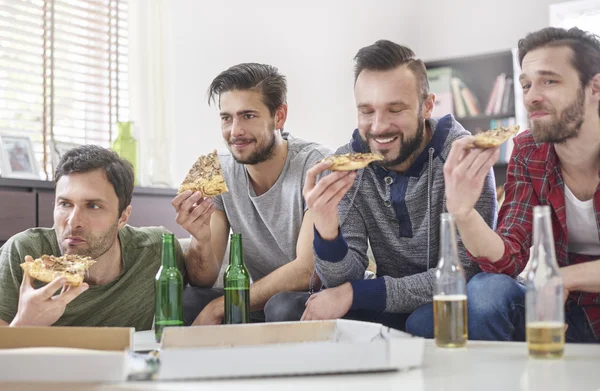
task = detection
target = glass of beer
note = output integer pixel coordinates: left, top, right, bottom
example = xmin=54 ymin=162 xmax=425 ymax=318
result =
xmin=525 ymin=206 xmax=565 ymax=359
xmin=434 ymin=213 xmax=468 ymax=348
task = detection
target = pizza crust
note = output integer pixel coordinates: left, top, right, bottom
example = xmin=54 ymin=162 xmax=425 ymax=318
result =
xmin=319 ymin=152 xmax=384 ymax=171
xmin=178 ymin=150 xmax=229 ymax=196
xmin=20 ymin=254 xmax=96 ymax=286
xmin=467 ymin=125 xmax=520 ymax=149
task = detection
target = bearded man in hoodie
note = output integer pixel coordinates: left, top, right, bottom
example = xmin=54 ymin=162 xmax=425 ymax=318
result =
xmin=265 ymin=40 xmax=497 ymax=335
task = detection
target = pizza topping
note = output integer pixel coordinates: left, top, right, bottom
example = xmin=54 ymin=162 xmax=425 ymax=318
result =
xmin=318 ymin=152 xmax=384 ymax=171
xmin=24 ymin=254 xmax=96 ymax=278
xmin=178 ymin=150 xmax=229 ymax=196
xmin=468 ymin=125 xmax=520 ymax=149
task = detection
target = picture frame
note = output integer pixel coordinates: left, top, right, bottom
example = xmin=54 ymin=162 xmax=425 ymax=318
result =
xmin=51 ymin=140 xmax=81 ymax=171
xmin=0 ymin=135 xmax=40 ymax=180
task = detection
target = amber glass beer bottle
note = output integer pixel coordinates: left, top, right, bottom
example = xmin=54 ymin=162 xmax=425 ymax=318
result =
xmin=154 ymin=233 xmax=183 ymax=343
xmin=434 ymin=213 xmax=468 ymax=348
xmin=525 ymin=206 xmax=565 ymax=359
xmin=224 ymin=233 xmax=250 ymax=324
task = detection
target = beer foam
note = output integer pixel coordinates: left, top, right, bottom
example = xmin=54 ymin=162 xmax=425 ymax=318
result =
xmin=527 ymin=321 xmax=564 ymax=328
xmin=433 ymin=294 xmax=467 ymax=301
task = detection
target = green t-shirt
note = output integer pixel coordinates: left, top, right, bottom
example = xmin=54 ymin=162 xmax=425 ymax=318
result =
xmin=0 ymin=225 xmax=186 ymax=330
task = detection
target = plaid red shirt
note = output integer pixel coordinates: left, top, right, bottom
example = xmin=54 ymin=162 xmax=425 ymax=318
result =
xmin=474 ymin=130 xmax=600 ymax=340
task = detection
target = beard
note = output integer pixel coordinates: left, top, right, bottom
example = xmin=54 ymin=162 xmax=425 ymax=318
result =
xmin=228 ymin=124 xmax=277 ymax=165
xmin=361 ymin=111 xmax=426 ymax=168
xmin=529 ymin=87 xmax=585 ymax=144
xmin=56 ymin=220 xmax=119 ymax=260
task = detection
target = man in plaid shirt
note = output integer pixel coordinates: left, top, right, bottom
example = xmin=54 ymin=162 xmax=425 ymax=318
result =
xmin=441 ymin=27 xmax=600 ymax=343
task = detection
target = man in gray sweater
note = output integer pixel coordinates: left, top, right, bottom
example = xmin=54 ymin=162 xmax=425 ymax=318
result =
xmin=267 ymin=40 xmax=497 ymax=335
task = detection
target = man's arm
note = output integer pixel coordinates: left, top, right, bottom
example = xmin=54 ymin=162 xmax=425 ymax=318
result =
xmin=304 ymin=163 xmax=368 ymax=288
xmin=246 ymin=210 xmax=317 ymax=311
xmin=562 ymin=261 xmax=600 ymax=293
xmin=184 ymin=210 xmax=229 ymax=287
xmin=0 ymin=319 xmax=7 ymax=326
xmin=194 ymin=210 xmax=321 ymax=324
xmin=444 ymin=136 xmax=536 ymax=277
xmin=0 ymin=239 xmax=24 ymax=324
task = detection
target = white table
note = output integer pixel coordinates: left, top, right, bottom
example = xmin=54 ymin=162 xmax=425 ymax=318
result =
xmin=116 ymin=331 xmax=600 ymax=391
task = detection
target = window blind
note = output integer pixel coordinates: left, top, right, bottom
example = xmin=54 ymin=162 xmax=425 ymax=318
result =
xmin=0 ymin=0 xmax=129 ymax=179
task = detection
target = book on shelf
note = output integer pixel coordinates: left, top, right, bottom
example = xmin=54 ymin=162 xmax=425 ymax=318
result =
xmin=426 ymin=67 xmax=482 ymax=119
xmin=426 ymin=67 xmax=454 ymax=117
xmin=450 ymin=77 xmax=481 ymax=117
xmin=486 ymin=74 xmax=514 ymax=116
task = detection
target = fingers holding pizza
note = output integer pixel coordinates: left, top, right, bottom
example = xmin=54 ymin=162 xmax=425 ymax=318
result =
xmin=12 ymin=255 xmax=90 ymax=326
xmin=304 ymin=153 xmax=382 ymax=240
xmin=444 ymin=125 xmax=518 ymax=220
xmin=173 ymin=190 xmax=216 ymax=242
xmin=173 ymin=150 xmax=227 ymax=242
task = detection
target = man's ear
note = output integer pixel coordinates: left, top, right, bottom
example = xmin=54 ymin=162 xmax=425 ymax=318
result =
xmin=423 ymin=93 xmax=436 ymax=119
xmin=118 ymin=205 xmax=132 ymax=229
xmin=590 ymin=73 xmax=600 ymax=103
xmin=275 ymin=103 xmax=288 ymax=130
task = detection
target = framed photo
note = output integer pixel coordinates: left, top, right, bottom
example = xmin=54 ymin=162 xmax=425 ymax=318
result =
xmin=0 ymin=135 xmax=40 ymax=180
xmin=51 ymin=140 xmax=80 ymax=171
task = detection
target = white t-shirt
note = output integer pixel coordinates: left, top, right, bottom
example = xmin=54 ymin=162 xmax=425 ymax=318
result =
xmin=565 ymin=184 xmax=600 ymax=256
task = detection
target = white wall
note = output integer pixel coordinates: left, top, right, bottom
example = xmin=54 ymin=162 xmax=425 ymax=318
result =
xmin=167 ymin=0 xmax=563 ymax=184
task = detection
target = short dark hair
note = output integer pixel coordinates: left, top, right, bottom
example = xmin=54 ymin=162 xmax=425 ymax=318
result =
xmin=207 ymin=63 xmax=287 ymax=116
xmin=518 ymin=27 xmax=600 ymax=116
xmin=353 ymin=40 xmax=430 ymax=102
xmin=54 ymin=145 xmax=134 ymax=216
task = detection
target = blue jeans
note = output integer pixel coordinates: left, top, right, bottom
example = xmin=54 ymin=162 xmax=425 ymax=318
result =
xmin=406 ymin=273 xmax=599 ymax=343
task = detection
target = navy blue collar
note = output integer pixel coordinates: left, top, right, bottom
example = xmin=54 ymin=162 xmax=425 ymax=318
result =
xmin=350 ymin=114 xmax=453 ymax=178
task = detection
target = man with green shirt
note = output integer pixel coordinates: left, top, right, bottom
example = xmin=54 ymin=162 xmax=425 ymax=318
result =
xmin=0 ymin=145 xmax=196 ymax=330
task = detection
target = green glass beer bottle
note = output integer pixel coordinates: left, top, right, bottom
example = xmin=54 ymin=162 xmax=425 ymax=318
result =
xmin=155 ymin=233 xmax=183 ymax=342
xmin=224 ymin=233 xmax=250 ymax=324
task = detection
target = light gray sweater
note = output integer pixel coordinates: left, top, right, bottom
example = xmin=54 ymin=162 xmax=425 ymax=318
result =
xmin=313 ymin=115 xmax=497 ymax=313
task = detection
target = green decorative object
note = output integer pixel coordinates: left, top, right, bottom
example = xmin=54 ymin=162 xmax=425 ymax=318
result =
xmin=112 ymin=121 xmax=139 ymax=185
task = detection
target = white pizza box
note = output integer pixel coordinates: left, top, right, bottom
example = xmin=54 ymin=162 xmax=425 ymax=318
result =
xmin=157 ymin=319 xmax=424 ymax=380
xmin=0 ymin=326 xmax=133 ymax=383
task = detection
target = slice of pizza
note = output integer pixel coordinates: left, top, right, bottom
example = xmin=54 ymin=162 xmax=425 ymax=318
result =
xmin=20 ymin=254 xmax=96 ymax=286
xmin=178 ymin=149 xmax=229 ymax=196
xmin=467 ymin=125 xmax=520 ymax=149
xmin=319 ymin=152 xmax=384 ymax=171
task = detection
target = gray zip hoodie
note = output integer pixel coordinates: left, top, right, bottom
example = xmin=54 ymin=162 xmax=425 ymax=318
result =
xmin=313 ymin=114 xmax=497 ymax=313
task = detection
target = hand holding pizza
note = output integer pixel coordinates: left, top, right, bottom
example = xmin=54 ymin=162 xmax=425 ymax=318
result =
xmin=443 ymin=135 xmax=500 ymax=222
xmin=172 ymin=190 xmax=216 ymax=243
xmin=303 ymin=161 xmax=356 ymax=240
xmin=11 ymin=256 xmax=89 ymax=327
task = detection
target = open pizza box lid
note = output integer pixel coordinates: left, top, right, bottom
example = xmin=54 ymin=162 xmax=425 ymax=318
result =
xmin=0 ymin=326 xmax=133 ymax=383
xmin=157 ymin=319 xmax=424 ymax=380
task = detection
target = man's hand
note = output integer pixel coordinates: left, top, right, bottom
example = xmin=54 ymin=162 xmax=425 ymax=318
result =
xmin=192 ymin=296 xmax=224 ymax=326
xmin=10 ymin=256 xmax=89 ymax=327
xmin=303 ymin=162 xmax=356 ymax=240
xmin=444 ymin=137 xmax=500 ymax=222
xmin=172 ymin=190 xmax=216 ymax=243
xmin=301 ymin=282 xmax=353 ymax=321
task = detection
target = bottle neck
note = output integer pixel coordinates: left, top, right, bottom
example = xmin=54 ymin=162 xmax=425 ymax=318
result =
xmin=532 ymin=207 xmax=559 ymax=270
xmin=229 ymin=235 xmax=244 ymax=267
xmin=117 ymin=122 xmax=133 ymax=138
xmin=161 ymin=235 xmax=176 ymax=268
xmin=438 ymin=214 xmax=461 ymax=270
